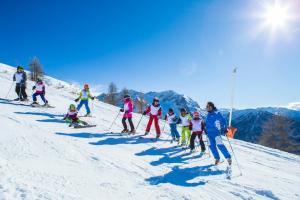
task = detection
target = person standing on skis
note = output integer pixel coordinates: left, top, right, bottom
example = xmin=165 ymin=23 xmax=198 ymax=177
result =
xmin=13 ymin=66 xmax=28 ymax=101
xmin=31 ymin=78 xmax=48 ymax=106
xmin=75 ymin=84 xmax=95 ymax=116
xmin=120 ymin=95 xmax=135 ymax=134
xmin=143 ymin=97 xmax=162 ymax=139
xmin=189 ymin=111 xmax=206 ymax=153
xmin=63 ymin=104 xmax=88 ymax=127
xmin=205 ymin=102 xmax=232 ymax=166
xmin=165 ymin=108 xmax=180 ymax=143
xmin=178 ymin=108 xmax=192 ymax=147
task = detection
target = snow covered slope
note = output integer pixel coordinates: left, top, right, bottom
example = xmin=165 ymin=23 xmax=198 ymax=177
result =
xmin=0 ymin=63 xmax=300 ymax=200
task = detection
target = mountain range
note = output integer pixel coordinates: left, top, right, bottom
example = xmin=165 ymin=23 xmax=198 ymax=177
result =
xmin=98 ymin=89 xmax=300 ymax=154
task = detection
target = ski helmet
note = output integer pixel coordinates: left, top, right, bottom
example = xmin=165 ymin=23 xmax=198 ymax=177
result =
xmin=123 ymin=94 xmax=131 ymax=100
xmin=17 ymin=66 xmax=24 ymax=71
xmin=193 ymin=111 xmax=200 ymax=118
xmin=153 ymin=97 xmax=160 ymax=103
xmin=84 ymin=84 xmax=89 ymax=89
xmin=37 ymin=78 xmax=42 ymax=83
xmin=69 ymin=104 xmax=76 ymax=110
xmin=180 ymin=108 xmax=187 ymax=113
xmin=168 ymin=108 xmax=174 ymax=113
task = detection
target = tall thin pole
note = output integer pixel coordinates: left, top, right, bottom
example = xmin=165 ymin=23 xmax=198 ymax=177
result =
xmin=229 ymin=67 xmax=237 ymax=127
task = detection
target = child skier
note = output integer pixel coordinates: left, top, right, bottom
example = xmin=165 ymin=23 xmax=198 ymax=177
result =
xmin=205 ymin=101 xmax=232 ymax=166
xmin=178 ymin=108 xmax=192 ymax=147
xmin=120 ymin=95 xmax=135 ymax=134
xmin=75 ymin=84 xmax=95 ymax=116
xmin=63 ymin=104 xmax=88 ymax=127
xmin=13 ymin=66 xmax=28 ymax=101
xmin=164 ymin=108 xmax=180 ymax=143
xmin=189 ymin=111 xmax=206 ymax=153
xmin=143 ymin=97 xmax=162 ymax=139
xmin=31 ymin=78 xmax=48 ymax=106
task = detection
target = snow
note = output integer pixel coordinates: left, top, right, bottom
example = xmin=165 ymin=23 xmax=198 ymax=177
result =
xmin=287 ymin=102 xmax=300 ymax=111
xmin=0 ymin=63 xmax=300 ymax=200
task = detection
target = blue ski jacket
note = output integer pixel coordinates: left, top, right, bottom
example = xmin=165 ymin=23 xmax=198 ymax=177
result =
xmin=205 ymin=109 xmax=227 ymax=138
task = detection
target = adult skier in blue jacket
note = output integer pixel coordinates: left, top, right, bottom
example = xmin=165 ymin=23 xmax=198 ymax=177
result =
xmin=205 ymin=102 xmax=232 ymax=165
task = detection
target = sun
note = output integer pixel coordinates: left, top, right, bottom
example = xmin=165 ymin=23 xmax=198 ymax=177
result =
xmin=252 ymin=0 xmax=299 ymax=41
xmin=263 ymin=2 xmax=290 ymax=30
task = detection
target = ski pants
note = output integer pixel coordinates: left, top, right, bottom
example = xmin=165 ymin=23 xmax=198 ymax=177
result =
xmin=122 ymin=117 xmax=135 ymax=131
xmin=181 ymin=126 xmax=191 ymax=145
xmin=169 ymin=123 xmax=180 ymax=140
xmin=77 ymin=100 xmax=91 ymax=114
xmin=190 ymin=132 xmax=206 ymax=151
xmin=33 ymin=93 xmax=48 ymax=104
xmin=146 ymin=115 xmax=161 ymax=136
xmin=208 ymin=135 xmax=231 ymax=160
xmin=15 ymin=84 xmax=27 ymax=100
xmin=65 ymin=117 xmax=85 ymax=125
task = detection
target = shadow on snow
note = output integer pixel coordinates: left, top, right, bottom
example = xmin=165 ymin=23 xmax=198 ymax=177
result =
xmin=136 ymin=146 xmax=209 ymax=166
xmin=146 ymin=164 xmax=224 ymax=187
xmin=15 ymin=111 xmax=63 ymax=118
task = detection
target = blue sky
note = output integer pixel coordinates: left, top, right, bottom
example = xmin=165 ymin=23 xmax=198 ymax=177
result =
xmin=1 ymin=0 xmax=299 ymax=109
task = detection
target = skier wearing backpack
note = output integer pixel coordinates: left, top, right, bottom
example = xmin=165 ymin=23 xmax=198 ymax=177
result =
xmin=178 ymin=108 xmax=192 ymax=147
xmin=13 ymin=66 xmax=28 ymax=101
xmin=205 ymin=102 xmax=232 ymax=166
xmin=75 ymin=84 xmax=95 ymax=116
xmin=143 ymin=97 xmax=162 ymax=139
xmin=120 ymin=95 xmax=135 ymax=134
xmin=164 ymin=108 xmax=180 ymax=143
xmin=63 ymin=104 xmax=88 ymax=127
xmin=189 ymin=111 xmax=206 ymax=153
xmin=31 ymin=78 xmax=48 ymax=106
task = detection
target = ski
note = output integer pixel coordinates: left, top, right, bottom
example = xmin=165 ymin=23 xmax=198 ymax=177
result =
xmin=31 ymin=104 xmax=55 ymax=108
xmin=225 ymin=165 xmax=232 ymax=180
xmin=73 ymin=124 xmax=97 ymax=129
xmin=78 ymin=115 xmax=95 ymax=118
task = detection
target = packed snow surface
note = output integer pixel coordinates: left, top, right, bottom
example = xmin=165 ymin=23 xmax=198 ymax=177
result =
xmin=0 ymin=63 xmax=300 ymax=200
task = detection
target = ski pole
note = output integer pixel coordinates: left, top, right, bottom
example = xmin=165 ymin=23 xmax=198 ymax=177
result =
xmin=108 ymin=110 xmax=121 ymax=132
xmin=225 ymin=134 xmax=242 ymax=176
xmin=161 ymin=120 xmax=167 ymax=133
xmin=204 ymin=134 xmax=211 ymax=157
xmin=5 ymin=81 xmax=14 ymax=99
xmin=135 ymin=114 xmax=144 ymax=131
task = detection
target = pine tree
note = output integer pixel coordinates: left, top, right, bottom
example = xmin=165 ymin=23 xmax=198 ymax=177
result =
xmin=259 ymin=115 xmax=300 ymax=153
xmin=136 ymin=92 xmax=147 ymax=113
xmin=120 ymin=87 xmax=129 ymax=100
xmin=105 ymin=82 xmax=118 ymax=106
xmin=29 ymin=57 xmax=44 ymax=81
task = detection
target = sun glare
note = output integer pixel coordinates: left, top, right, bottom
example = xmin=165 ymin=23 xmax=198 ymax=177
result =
xmin=252 ymin=0 xmax=299 ymax=41
xmin=263 ymin=2 xmax=290 ymax=29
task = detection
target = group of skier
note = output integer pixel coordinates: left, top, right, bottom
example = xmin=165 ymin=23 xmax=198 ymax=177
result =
xmin=11 ymin=66 xmax=232 ymax=166
xmin=117 ymin=94 xmax=232 ymax=166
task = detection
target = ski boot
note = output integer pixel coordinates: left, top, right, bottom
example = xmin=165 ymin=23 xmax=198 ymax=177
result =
xmin=85 ymin=113 xmax=92 ymax=117
xmin=189 ymin=148 xmax=195 ymax=154
xmin=81 ymin=121 xmax=88 ymax=126
xmin=121 ymin=129 xmax=129 ymax=133
xmin=227 ymin=158 xmax=232 ymax=166
xmin=144 ymin=132 xmax=149 ymax=136
xmin=215 ymin=159 xmax=221 ymax=166
xmin=31 ymin=101 xmax=39 ymax=106
xmin=129 ymin=129 xmax=136 ymax=135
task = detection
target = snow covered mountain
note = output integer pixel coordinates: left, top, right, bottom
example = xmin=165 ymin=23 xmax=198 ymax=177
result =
xmin=0 ymin=63 xmax=300 ymax=200
xmin=219 ymin=108 xmax=300 ymax=154
xmin=97 ymin=89 xmax=201 ymax=115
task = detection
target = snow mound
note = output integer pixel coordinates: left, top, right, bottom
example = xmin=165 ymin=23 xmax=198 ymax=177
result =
xmin=0 ymin=63 xmax=300 ymax=200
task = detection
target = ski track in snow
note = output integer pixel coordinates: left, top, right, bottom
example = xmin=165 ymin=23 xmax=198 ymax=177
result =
xmin=0 ymin=63 xmax=300 ymax=200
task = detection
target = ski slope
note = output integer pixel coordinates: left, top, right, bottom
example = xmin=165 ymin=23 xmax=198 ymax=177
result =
xmin=0 ymin=63 xmax=300 ymax=200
